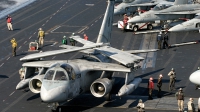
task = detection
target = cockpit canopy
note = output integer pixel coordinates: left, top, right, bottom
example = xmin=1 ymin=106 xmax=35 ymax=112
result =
xmin=44 ymin=64 xmax=80 ymax=81
xmin=123 ymin=0 xmax=135 ymax=3
xmin=152 ymin=4 xmax=171 ymax=11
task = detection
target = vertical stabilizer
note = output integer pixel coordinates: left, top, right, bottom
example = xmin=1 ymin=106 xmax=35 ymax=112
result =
xmin=174 ymin=0 xmax=188 ymax=5
xmin=96 ymin=0 xmax=115 ymax=44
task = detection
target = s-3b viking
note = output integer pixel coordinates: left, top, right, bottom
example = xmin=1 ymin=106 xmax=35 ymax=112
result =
xmin=16 ymin=0 xmax=158 ymax=111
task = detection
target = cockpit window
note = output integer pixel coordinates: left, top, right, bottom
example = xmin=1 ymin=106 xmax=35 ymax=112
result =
xmin=61 ymin=64 xmax=77 ymax=80
xmin=152 ymin=4 xmax=170 ymax=11
xmin=44 ymin=70 xmax=54 ymax=80
xmin=123 ymin=0 xmax=135 ymax=3
xmin=54 ymin=71 xmax=67 ymax=80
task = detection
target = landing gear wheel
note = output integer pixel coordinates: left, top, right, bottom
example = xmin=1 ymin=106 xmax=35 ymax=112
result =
xmin=105 ymin=93 xmax=112 ymax=101
xmin=147 ymin=24 xmax=153 ymax=30
xmin=51 ymin=102 xmax=59 ymax=112
xmin=133 ymin=26 xmax=138 ymax=32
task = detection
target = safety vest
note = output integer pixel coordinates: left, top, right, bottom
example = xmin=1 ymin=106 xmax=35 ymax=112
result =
xmin=39 ymin=31 xmax=45 ymax=37
xmin=12 ymin=42 xmax=17 ymax=48
xmin=84 ymin=36 xmax=88 ymax=40
xmin=62 ymin=39 xmax=67 ymax=44
xmin=7 ymin=18 xmax=11 ymax=23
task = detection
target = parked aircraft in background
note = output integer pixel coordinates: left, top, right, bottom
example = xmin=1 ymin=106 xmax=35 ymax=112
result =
xmin=127 ymin=0 xmax=198 ymax=24
xmin=114 ymin=0 xmax=175 ymax=15
xmin=168 ymin=15 xmax=200 ymax=32
xmin=16 ymin=0 xmax=158 ymax=111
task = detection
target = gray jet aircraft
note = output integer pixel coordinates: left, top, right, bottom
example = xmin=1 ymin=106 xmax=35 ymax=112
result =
xmin=127 ymin=0 xmax=198 ymax=24
xmin=114 ymin=0 xmax=174 ymax=15
xmin=114 ymin=0 xmax=159 ymax=15
xmin=16 ymin=0 xmax=158 ymax=111
xmin=168 ymin=15 xmax=200 ymax=32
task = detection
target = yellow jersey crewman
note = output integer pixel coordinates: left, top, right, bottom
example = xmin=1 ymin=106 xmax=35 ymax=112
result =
xmin=38 ymin=28 xmax=45 ymax=48
xmin=10 ymin=38 xmax=17 ymax=57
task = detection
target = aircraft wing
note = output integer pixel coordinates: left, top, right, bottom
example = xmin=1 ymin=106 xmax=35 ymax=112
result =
xmin=20 ymin=43 xmax=103 ymax=61
xmin=155 ymin=10 xmax=200 ymax=15
xmin=22 ymin=60 xmax=131 ymax=72
xmin=70 ymin=36 xmax=96 ymax=46
xmin=130 ymin=3 xmax=158 ymax=7
xmin=59 ymin=45 xmax=81 ymax=49
xmin=22 ymin=60 xmax=68 ymax=68
xmin=84 ymin=62 xmax=131 ymax=72
xmin=95 ymin=46 xmax=144 ymax=67
xmin=125 ymin=49 xmax=159 ymax=54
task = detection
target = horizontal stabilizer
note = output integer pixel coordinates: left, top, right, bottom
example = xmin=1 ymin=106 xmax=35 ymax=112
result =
xmin=95 ymin=46 xmax=144 ymax=67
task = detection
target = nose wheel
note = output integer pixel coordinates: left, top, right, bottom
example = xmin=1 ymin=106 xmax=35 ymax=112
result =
xmin=47 ymin=102 xmax=59 ymax=112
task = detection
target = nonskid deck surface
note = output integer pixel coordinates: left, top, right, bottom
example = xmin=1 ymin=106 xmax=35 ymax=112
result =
xmin=0 ymin=0 xmax=199 ymax=112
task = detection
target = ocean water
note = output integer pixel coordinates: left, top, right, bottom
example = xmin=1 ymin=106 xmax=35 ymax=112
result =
xmin=0 ymin=0 xmax=36 ymax=19
xmin=0 ymin=0 xmax=31 ymax=10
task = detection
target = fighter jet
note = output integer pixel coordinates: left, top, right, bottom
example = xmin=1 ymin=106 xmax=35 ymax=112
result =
xmin=168 ymin=15 xmax=200 ymax=32
xmin=114 ymin=0 xmax=177 ymax=16
xmin=127 ymin=0 xmax=197 ymax=24
xmin=114 ymin=0 xmax=164 ymax=15
xmin=16 ymin=0 xmax=158 ymax=111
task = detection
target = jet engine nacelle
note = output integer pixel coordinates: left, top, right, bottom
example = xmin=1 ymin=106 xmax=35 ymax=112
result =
xmin=90 ymin=78 xmax=114 ymax=97
xmin=29 ymin=75 xmax=44 ymax=93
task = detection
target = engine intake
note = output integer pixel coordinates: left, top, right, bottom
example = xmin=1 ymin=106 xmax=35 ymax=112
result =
xmin=90 ymin=78 xmax=114 ymax=97
xmin=29 ymin=75 xmax=44 ymax=93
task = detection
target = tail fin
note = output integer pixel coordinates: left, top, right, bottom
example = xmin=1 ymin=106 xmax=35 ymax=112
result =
xmin=174 ymin=0 xmax=188 ymax=5
xmin=96 ymin=0 xmax=115 ymax=44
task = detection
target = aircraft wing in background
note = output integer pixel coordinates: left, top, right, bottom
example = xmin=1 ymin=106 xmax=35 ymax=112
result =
xmin=130 ymin=2 xmax=158 ymax=7
xmin=125 ymin=49 xmax=159 ymax=54
xmin=156 ymin=10 xmax=200 ymax=15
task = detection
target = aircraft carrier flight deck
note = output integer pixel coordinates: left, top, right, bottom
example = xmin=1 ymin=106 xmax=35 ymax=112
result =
xmin=0 ymin=0 xmax=199 ymax=112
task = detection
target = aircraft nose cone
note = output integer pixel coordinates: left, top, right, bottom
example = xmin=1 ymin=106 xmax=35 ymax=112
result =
xmin=114 ymin=9 xmax=121 ymax=15
xmin=16 ymin=79 xmax=30 ymax=90
xmin=40 ymin=85 xmax=67 ymax=103
xmin=189 ymin=70 xmax=200 ymax=85
xmin=168 ymin=25 xmax=185 ymax=32
xmin=128 ymin=16 xmax=141 ymax=23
